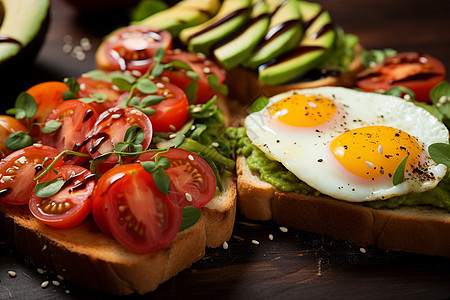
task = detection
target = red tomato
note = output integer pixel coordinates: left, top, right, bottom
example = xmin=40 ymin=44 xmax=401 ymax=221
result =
xmin=29 ymin=165 xmax=95 ymax=229
xmin=85 ymin=107 xmax=153 ymax=173
xmin=119 ymin=80 xmax=189 ymax=132
xmin=0 ymin=115 xmax=28 ymax=158
xmin=356 ymin=52 xmax=446 ymax=103
xmin=137 ymin=149 xmax=216 ymax=208
xmin=162 ymin=50 xmax=226 ymax=104
xmin=91 ymin=163 xmax=181 ymax=252
xmin=39 ymin=100 xmax=98 ymax=165
xmin=0 ymin=145 xmax=63 ymax=205
xmin=77 ymin=77 xmax=124 ymax=114
xmin=25 ymin=81 xmax=69 ymax=136
xmin=100 ymin=25 xmax=172 ymax=74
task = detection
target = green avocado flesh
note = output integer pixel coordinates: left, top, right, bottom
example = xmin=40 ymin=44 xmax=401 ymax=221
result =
xmin=233 ymin=128 xmax=450 ymax=212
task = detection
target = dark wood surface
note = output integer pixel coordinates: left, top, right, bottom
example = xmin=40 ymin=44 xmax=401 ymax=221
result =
xmin=1 ymin=0 xmax=450 ymax=298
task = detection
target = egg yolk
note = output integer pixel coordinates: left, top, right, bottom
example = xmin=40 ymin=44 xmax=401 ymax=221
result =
xmin=330 ymin=126 xmax=422 ymax=181
xmin=268 ymin=94 xmax=337 ymax=127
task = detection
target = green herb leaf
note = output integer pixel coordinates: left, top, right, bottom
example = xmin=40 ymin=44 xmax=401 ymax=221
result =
xmin=82 ymin=70 xmax=109 ymax=81
xmin=90 ymin=153 xmax=112 ymax=173
xmin=141 ymin=95 xmax=165 ymax=107
xmin=170 ymin=60 xmax=193 ymax=71
xmin=428 ymin=143 xmax=450 ymax=167
xmin=115 ymin=142 xmax=129 ymax=152
xmin=112 ymin=77 xmax=133 ymax=91
xmin=207 ymin=74 xmax=228 ymax=95
xmin=141 ymin=161 xmax=158 ymax=173
xmin=151 ymin=63 xmax=165 ymax=78
xmin=63 ymin=77 xmax=80 ymax=98
xmin=189 ymin=96 xmax=217 ymax=118
xmin=109 ymin=71 xmax=137 ymax=84
xmin=140 ymin=107 xmax=157 ymax=116
xmin=157 ymin=156 xmax=170 ymax=170
xmin=90 ymin=93 xmax=108 ymax=101
xmin=15 ymin=92 xmax=37 ymax=121
xmin=41 ymin=120 xmax=62 ymax=134
xmin=14 ymin=108 xmax=26 ymax=120
xmin=152 ymin=169 xmax=171 ymax=195
xmin=136 ymin=78 xmax=157 ymax=94
xmin=186 ymin=70 xmax=201 ymax=81
xmin=63 ymin=90 xmax=78 ymax=101
xmin=393 ymin=155 xmax=409 ymax=186
xmin=170 ymin=133 xmax=185 ymax=148
xmin=124 ymin=125 xmax=143 ymax=143
xmin=179 ymin=206 xmax=201 ymax=231
xmin=382 ymin=86 xmax=415 ymax=100
xmin=35 ymin=177 xmax=64 ymax=198
xmin=129 ymin=143 xmax=143 ymax=154
xmin=185 ymin=80 xmax=199 ymax=104
xmin=153 ymin=47 xmax=165 ymax=63
xmin=129 ymin=97 xmax=141 ymax=107
xmin=5 ymin=131 xmax=33 ymax=150
xmin=361 ymin=48 xmax=397 ymax=67
xmin=78 ymin=97 xmax=106 ymax=104
xmin=250 ymin=97 xmax=269 ymax=113
xmin=430 ymin=81 xmax=450 ymax=120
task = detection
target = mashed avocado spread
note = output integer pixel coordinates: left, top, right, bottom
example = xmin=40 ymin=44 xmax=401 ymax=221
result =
xmin=229 ymin=127 xmax=450 ymax=212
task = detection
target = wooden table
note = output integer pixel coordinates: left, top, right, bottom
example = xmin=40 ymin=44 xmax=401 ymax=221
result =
xmin=1 ymin=0 xmax=450 ymax=298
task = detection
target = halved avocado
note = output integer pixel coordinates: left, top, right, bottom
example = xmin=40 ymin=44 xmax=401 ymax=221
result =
xmin=0 ymin=0 xmax=50 ymax=71
xmin=179 ymin=0 xmax=252 ymax=55
xmin=135 ymin=0 xmax=221 ymax=37
xmin=259 ymin=8 xmax=336 ymax=85
xmin=213 ymin=0 xmax=270 ymax=70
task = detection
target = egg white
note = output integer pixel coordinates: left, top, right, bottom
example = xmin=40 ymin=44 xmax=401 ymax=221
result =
xmin=245 ymin=87 xmax=449 ymax=202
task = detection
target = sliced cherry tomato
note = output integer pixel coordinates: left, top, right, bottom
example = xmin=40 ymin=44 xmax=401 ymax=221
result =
xmin=29 ymin=165 xmax=95 ymax=229
xmin=39 ymin=100 xmax=98 ymax=165
xmin=91 ymin=163 xmax=181 ymax=253
xmin=85 ymin=107 xmax=153 ymax=173
xmin=119 ymin=80 xmax=189 ymax=132
xmin=356 ymin=52 xmax=446 ymax=103
xmin=25 ymin=81 xmax=69 ymax=136
xmin=77 ymin=77 xmax=124 ymax=114
xmin=0 ymin=115 xmax=28 ymax=159
xmin=0 ymin=145 xmax=63 ymax=205
xmin=137 ymin=148 xmax=217 ymax=208
xmin=98 ymin=25 xmax=172 ymax=74
xmin=162 ymin=50 xmax=226 ymax=104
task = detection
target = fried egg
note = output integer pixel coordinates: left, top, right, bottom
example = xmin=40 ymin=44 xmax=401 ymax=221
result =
xmin=245 ymin=87 xmax=449 ymax=202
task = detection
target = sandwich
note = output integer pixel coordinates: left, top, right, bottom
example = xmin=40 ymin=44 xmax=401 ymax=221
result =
xmin=233 ymin=86 xmax=450 ymax=258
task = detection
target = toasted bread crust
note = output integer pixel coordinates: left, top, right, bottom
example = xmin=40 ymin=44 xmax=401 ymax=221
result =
xmin=237 ymin=155 xmax=450 ymax=258
xmin=227 ymin=44 xmax=364 ymax=103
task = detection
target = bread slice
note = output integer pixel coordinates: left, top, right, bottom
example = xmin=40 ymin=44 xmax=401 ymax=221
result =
xmin=0 ymin=174 xmax=236 ymax=295
xmin=226 ymin=44 xmax=364 ymax=103
xmin=236 ymin=155 xmax=450 ymax=258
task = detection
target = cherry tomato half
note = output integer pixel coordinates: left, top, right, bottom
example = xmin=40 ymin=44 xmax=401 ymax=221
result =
xmin=91 ymin=163 xmax=182 ymax=253
xmin=97 ymin=25 xmax=172 ymax=74
xmin=77 ymin=76 xmax=124 ymax=114
xmin=0 ymin=115 xmax=28 ymax=159
xmin=137 ymin=148 xmax=217 ymax=208
xmin=29 ymin=165 xmax=95 ymax=229
xmin=162 ymin=50 xmax=226 ymax=104
xmin=85 ymin=107 xmax=153 ymax=173
xmin=0 ymin=145 xmax=63 ymax=205
xmin=119 ymin=80 xmax=189 ymax=132
xmin=356 ymin=52 xmax=446 ymax=103
xmin=25 ymin=81 xmax=68 ymax=136
xmin=39 ymin=100 xmax=98 ymax=165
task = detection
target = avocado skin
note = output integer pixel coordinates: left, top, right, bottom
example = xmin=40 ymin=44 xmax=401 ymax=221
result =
xmin=1 ymin=9 xmax=50 ymax=110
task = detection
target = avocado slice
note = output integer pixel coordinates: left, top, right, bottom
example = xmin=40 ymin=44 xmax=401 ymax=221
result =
xmin=243 ymin=0 xmax=303 ymax=70
xmin=213 ymin=0 xmax=270 ymax=70
xmin=179 ymin=0 xmax=252 ymax=55
xmin=0 ymin=0 xmax=49 ymax=64
xmin=135 ymin=0 xmax=221 ymax=38
xmin=258 ymin=8 xmax=336 ymax=85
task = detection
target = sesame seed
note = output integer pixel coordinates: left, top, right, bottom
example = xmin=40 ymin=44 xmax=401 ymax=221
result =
xmin=111 ymin=84 xmax=120 ymax=91
xmin=365 ymin=161 xmax=374 ymax=169
xmin=378 ymin=145 xmax=383 ymax=155
xmin=193 ymin=107 xmax=202 ymax=113
xmin=360 ymin=247 xmax=366 ymax=254
xmin=42 ymin=245 xmax=47 ymax=251
xmin=8 ymin=271 xmax=16 ymax=277
xmin=1 ymin=176 xmax=12 ymax=182
xmin=211 ymin=142 xmax=219 ymax=147
xmin=269 ymin=234 xmax=274 ymax=240
xmin=161 ymin=76 xmax=170 ymax=82
xmin=130 ymin=109 xmax=140 ymax=114
xmin=173 ymin=48 xmax=181 ymax=53
xmin=169 ymin=133 xmax=177 ymax=139
xmin=188 ymin=155 xmax=194 ymax=161
xmin=52 ymin=280 xmax=60 ymax=287
xmin=41 ymin=281 xmax=49 ymax=288
xmin=439 ymin=95 xmax=448 ymax=104
xmin=196 ymin=52 xmax=206 ymax=59
xmin=185 ymin=193 xmax=193 ymax=202
xmin=65 ymin=290 xmax=71 ymax=294
xmin=156 ymin=82 xmax=165 ymax=89
xmin=79 ymin=83 xmax=86 ymax=91
xmin=169 ymin=124 xmax=176 ymax=131
xmin=190 ymin=125 xmax=196 ymax=131
xmin=131 ymin=70 xmax=142 ymax=77
xmin=403 ymin=94 xmax=411 ymax=100
xmin=37 ymin=268 xmax=45 ymax=274
xmin=203 ymin=67 xmax=211 ymax=74
xmin=252 ymin=240 xmax=260 ymax=245
xmin=57 ymin=275 xmax=64 ymax=281
xmin=279 ymin=226 xmax=288 ymax=233
xmin=222 ymin=241 xmax=229 ymax=250
xmin=308 ymin=102 xmax=317 ymax=108
xmin=33 ymin=143 xmax=43 ymax=148
xmin=111 ymin=114 xmax=121 ymax=119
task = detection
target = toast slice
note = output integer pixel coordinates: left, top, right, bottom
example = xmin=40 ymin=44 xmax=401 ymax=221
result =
xmin=0 ymin=174 xmax=236 ymax=295
xmin=236 ymin=154 xmax=450 ymax=258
